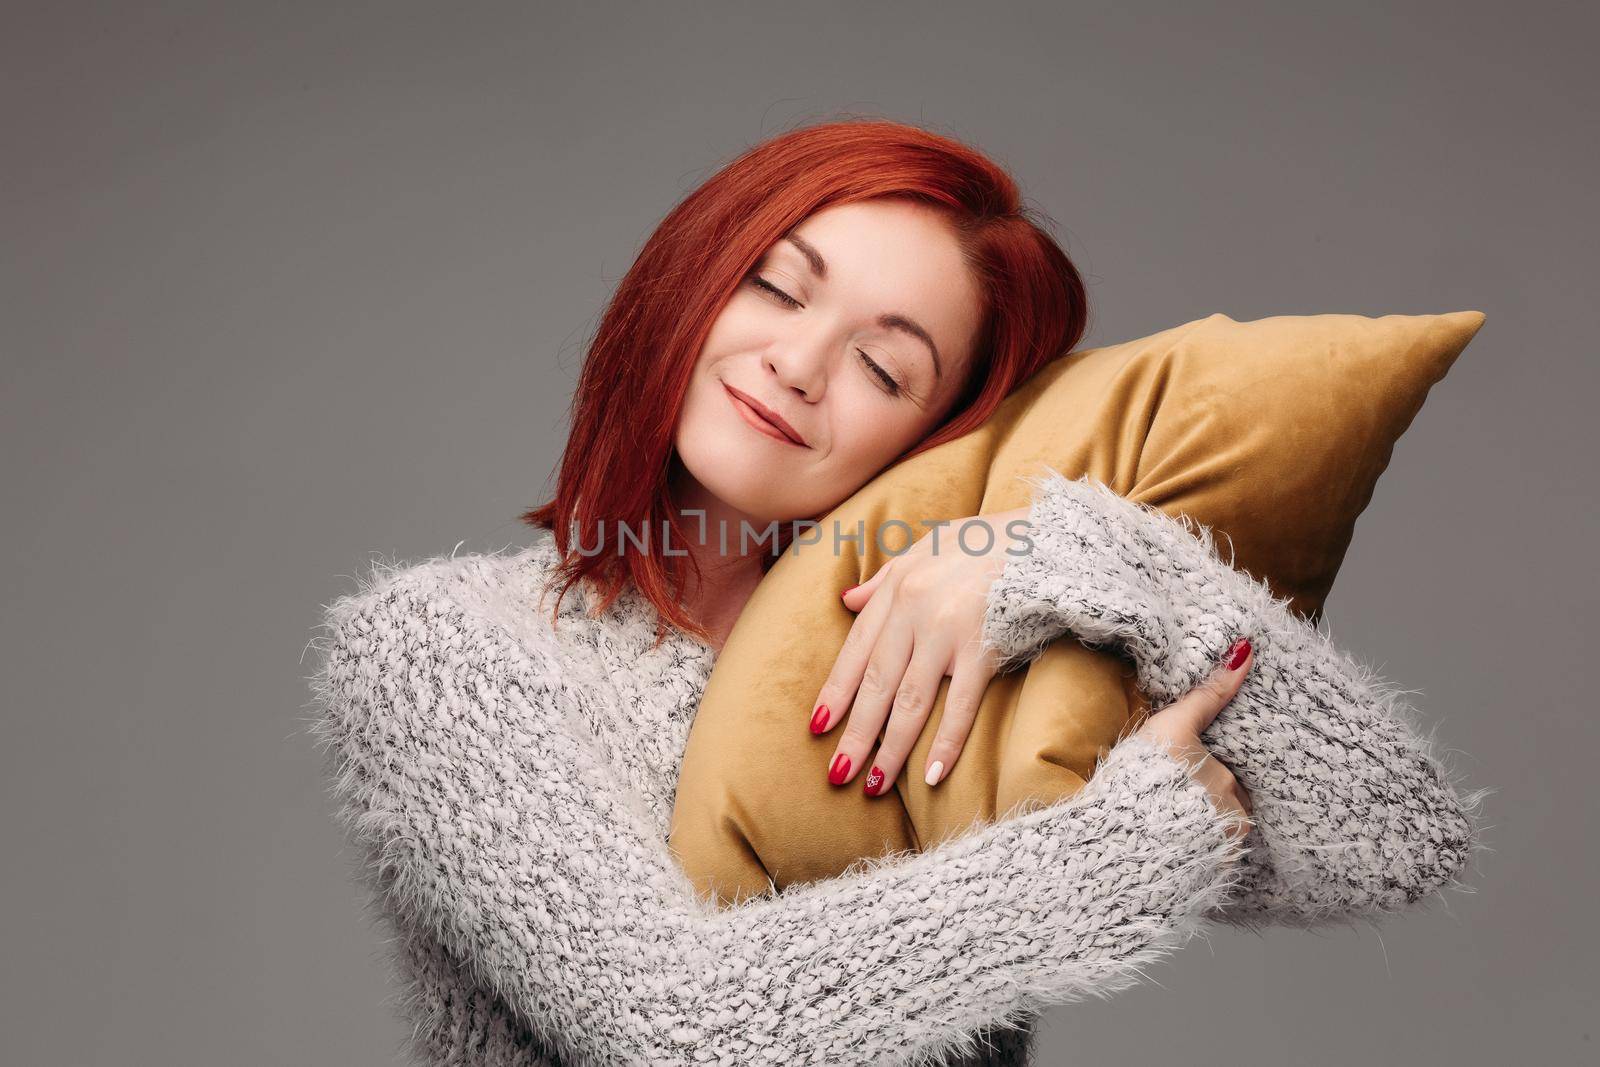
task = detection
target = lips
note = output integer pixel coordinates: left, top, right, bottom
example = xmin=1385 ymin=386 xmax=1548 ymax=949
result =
xmin=724 ymin=383 xmax=808 ymax=447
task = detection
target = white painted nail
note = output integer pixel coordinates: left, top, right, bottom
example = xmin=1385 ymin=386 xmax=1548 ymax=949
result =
xmin=925 ymin=760 xmax=944 ymax=786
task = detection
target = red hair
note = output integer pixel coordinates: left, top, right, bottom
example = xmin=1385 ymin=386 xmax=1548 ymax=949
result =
xmin=521 ymin=117 xmax=1089 ymax=648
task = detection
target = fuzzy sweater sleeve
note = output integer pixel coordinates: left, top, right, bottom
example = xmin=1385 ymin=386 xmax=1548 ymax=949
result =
xmin=391 ymin=925 xmax=566 ymax=1067
xmin=310 ymin=568 xmax=1247 ymax=1067
xmin=977 ymin=469 xmax=1489 ymax=928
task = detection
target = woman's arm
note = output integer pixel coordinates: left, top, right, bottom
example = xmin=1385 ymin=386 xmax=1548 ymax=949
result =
xmin=392 ymin=927 xmax=567 ymax=1067
xmin=978 ymin=468 xmax=1489 ymax=928
xmin=309 ymin=566 xmax=1246 ymax=1067
xmin=396 ymin=891 xmax=1038 ymax=1067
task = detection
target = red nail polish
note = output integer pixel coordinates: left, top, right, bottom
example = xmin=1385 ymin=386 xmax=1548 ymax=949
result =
xmin=810 ymin=704 xmax=831 ymax=734
xmin=828 ymin=753 xmax=852 ymax=785
xmin=841 ymin=585 xmax=859 ymax=600
xmin=1223 ymin=637 xmax=1251 ymax=671
xmin=864 ymin=766 xmax=885 ymax=796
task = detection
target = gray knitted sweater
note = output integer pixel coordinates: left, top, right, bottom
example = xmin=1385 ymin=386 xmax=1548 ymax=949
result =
xmin=307 ymin=470 xmax=1485 ymax=1067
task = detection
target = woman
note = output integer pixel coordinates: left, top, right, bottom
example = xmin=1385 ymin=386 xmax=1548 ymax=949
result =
xmin=311 ymin=120 xmax=1481 ymax=1066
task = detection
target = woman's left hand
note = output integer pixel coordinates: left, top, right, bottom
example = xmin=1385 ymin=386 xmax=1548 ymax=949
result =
xmin=810 ymin=506 xmax=1033 ymax=795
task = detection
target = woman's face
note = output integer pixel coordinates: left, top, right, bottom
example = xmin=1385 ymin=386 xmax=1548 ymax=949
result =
xmin=673 ymin=198 xmax=985 ymax=526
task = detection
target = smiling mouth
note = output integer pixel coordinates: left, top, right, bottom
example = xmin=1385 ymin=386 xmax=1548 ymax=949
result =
xmin=723 ymin=384 xmax=807 ymax=447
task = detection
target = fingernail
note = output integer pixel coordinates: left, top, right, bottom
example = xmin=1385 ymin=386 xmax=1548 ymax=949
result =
xmin=864 ymin=765 xmax=886 ymax=796
xmin=841 ymin=585 xmax=859 ymax=600
xmin=810 ymin=704 xmax=831 ymax=734
xmin=925 ymin=760 xmax=944 ymax=786
xmin=828 ymin=753 xmax=852 ymax=785
xmin=1222 ymin=637 xmax=1251 ymax=671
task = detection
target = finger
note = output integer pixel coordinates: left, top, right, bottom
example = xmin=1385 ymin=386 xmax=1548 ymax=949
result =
xmin=840 ymin=556 xmax=896 ymax=613
xmin=1147 ymin=636 xmax=1252 ymax=737
xmin=1233 ymin=793 xmax=1256 ymax=840
xmin=827 ymin=606 xmax=915 ymax=788
xmin=811 ymin=568 xmax=901 ymax=735
xmin=1194 ymin=750 xmax=1230 ymax=791
xmin=1200 ymin=760 xmax=1253 ymax=840
xmin=921 ymin=645 xmax=996 ymax=787
xmin=1227 ymin=810 xmax=1254 ymax=842
xmin=1185 ymin=756 xmax=1243 ymax=838
xmin=863 ymin=638 xmax=949 ymax=796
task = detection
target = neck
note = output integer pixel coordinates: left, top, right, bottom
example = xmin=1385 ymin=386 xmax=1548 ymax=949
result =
xmin=666 ymin=464 xmax=773 ymax=653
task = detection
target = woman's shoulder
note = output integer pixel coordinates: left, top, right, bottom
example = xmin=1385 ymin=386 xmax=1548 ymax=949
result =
xmin=323 ymin=533 xmax=572 ymax=653
xmin=331 ymin=535 xmax=542 ymax=600
xmin=323 ymin=531 xmax=711 ymax=681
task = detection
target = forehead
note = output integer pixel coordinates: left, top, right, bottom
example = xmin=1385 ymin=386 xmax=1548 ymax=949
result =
xmin=781 ymin=200 xmax=966 ymax=280
xmin=777 ymin=200 xmax=983 ymax=379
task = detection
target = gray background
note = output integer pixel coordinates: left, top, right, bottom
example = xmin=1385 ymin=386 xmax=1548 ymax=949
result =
xmin=3 ymin=2 xmax=1594 ymax=1063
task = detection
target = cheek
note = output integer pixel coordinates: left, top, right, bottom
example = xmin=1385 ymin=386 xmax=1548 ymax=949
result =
xmin=826 ymin=392 xmax=927 ymax=472
xmin=700 ymin=301 xmax=766 ymax=358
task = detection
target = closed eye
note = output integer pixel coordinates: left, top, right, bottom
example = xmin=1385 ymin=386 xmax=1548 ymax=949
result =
xmin=748 ymin=273 xmax=801 ymax=308
xmin=857 ymin=350 xmax=902 ymax=396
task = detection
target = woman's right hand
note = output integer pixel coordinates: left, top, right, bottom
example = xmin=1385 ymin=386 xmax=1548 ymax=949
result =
xmin=1134 ymin=636 xmax=1256 ymax=841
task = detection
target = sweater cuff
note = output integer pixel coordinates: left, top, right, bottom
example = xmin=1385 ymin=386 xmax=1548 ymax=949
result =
xmin=978 ymin=469 xmax=1257 ymax=704
xmin=1095 ymin=732 xmax=1252 ymax=845
xmin=1088 ymin=732 xmax=1253 ymax=906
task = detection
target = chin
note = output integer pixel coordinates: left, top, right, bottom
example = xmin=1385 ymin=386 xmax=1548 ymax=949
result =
xmin=677 ymin=444 xmax=774 ymax=513
xmin=710 ymin=480 xmax=791 ymax=524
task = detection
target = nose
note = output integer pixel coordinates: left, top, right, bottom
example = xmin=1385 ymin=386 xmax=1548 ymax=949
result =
xmin=764 ymin=325 xmax=829 ymax=401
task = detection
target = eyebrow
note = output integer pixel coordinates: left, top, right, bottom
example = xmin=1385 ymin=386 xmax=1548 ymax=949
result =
xmin=782 ymin=230 xmax=944 ymax=382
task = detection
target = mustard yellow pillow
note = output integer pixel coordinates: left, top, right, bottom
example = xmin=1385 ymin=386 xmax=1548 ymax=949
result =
xmin=667 ymin=310 xmax=1485 ymax=907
